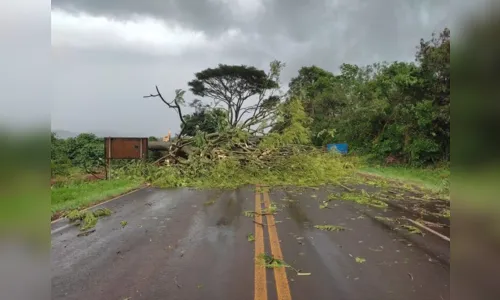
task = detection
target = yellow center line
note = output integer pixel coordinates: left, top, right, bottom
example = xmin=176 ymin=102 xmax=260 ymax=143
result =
xmin=254 ymin=185 xmax=268 ymax=300
xmin=263 ymin=187 xmax=292 ymax=300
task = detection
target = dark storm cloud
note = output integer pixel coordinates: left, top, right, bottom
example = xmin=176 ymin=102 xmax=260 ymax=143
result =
xmin=51 ymin=0 xmax=234 ymax=35
xmin=52 ymin=0 xmax=451 ymax=68
xmin=52 ymin=0 xmax=449 ymax=41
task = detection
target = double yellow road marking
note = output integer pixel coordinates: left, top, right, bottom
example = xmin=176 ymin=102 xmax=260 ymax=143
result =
xmin=254 ymin=185 xmax=292 ymax=300
xmin=254 ymin=190 xmax=268 ymax=300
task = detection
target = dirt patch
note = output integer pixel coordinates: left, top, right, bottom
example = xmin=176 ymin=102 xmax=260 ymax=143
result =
xmin=51 ymin=211 xmax=64 ymax=221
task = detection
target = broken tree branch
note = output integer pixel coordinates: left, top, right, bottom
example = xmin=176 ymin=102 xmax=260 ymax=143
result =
xmin=144 ymin=86 xmax=187 ymax=130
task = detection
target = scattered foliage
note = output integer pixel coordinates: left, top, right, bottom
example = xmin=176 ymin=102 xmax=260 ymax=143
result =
xmin=374 ymin=216 xmax=396 ymax=223
xmin=355 ymin=257 xmax=366 ymax=263
xmin=327 ymin=193 xmax=339 ymax=201
xmin=341 ymin=190 xmax=389 ymax=208
xmin=258 ymin=253 xmax=288 ymax=268
xmin=93 ymin=208 xmax=112 ymax=217
xmin=204 ymin=199 xmax=216 ymax=206
xmin=264 ymin=203 xmax=278 ymax=214
xmin=243 ymin=211 xmax=256 ymax=218
xmin=66 ymin=208 xmax=112 ymax=231
xmin=247 ymin=233 xmax=255 ymax=242
xmin=314 ymin=225 xmax=346 ymax=232
xmin=81 ymin=212 xmax=98 ymax=231
xmin=401 ymin=225 xmax=424 ymax=235
xmin=257 ymin=253 xmax=310 ymax=275
xmin=319 ymin=202 xmax=329 ymax=209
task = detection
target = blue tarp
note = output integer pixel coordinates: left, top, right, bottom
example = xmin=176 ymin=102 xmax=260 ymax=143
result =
xmin=326 ymin=143 xmax=348 ymax=154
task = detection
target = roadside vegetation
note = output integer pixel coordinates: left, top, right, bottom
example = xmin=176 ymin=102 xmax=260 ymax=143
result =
xmin=51 ymin=179 xmax=141 ymax=219
xmin=51 ymin=28 xmax=449 ymax=220
xmin=359 ymin=164 xmax=450 ymax=193
xmin=50 ymin=133 xmax=147 ymax=219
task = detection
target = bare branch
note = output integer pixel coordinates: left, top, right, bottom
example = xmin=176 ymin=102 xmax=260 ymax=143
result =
xmin=144 ymin=86 xmax=187 ymax=136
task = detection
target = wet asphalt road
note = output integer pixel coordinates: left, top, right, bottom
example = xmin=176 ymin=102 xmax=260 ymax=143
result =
xmin=51 ymin=185 xmax=450 ymax=300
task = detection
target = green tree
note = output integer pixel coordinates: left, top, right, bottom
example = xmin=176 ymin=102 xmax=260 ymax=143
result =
xmin=415 ymin=27 xmax=450 ymax=160
xmin=288 ymin=65 xmax=347 ymax=146
xmin=145 ymin=61 xmax=285 ymax=136
xmin=65 ymin=133 xmax=104 ymax=172
xmin=286 ymin=28 xmax=450 ymax=165
xmin=187 ymin=61 xmax=284 ymax=129
xmin=51 ymin=132 xmax=72 ymax=176
xmin=181 ymin=108 xmax=228 ymax=136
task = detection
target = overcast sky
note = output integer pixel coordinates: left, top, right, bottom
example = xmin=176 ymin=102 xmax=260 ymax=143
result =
xmin=50 ymin=0 xmax=452 ymax=137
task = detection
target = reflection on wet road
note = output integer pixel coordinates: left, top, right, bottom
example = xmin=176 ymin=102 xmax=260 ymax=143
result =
xmin=51 ymin=185 xmax=449 ymax=300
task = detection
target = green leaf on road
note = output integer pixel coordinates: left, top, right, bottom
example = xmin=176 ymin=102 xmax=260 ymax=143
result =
xmin=355 ymin=257 xmax=366 ymax=263
xmin=314 ymin=225 xmax=345 ymax=232
xmin=401 ymin=225 xmax=423 ymax=235
xmin=243 ymin=211 xmax=256 ymax=218
xmin=247 ymin=233 xmax=255 ymax=242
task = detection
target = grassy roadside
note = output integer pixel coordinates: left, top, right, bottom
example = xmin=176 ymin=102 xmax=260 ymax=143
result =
xmin=359 ymin=165 xmax=450 ymax=192
xmin=51 ymin=179 xmax=142 ymax=219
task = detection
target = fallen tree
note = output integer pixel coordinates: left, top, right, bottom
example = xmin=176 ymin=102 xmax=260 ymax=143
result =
xmin=147 ymin=128 xmax=315 ymax=167
xmin=134 ymin=61 xmax=357 ymax=188
xmin=143 ymin=61 xmax=288 ymax=165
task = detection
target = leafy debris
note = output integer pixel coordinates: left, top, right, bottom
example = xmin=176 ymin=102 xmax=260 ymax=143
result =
xmin=93 ymin=208 xmax=112 ymax=217
xmin=264 ymin=202 xmax=278 ymax=214
xmin=243 ymin=211 xmax=256 ymax=218
xmin=81 ymin=212 xmax=97 ymax=231
xmin=401 ymin=225 xmax=424 ymax=235
xmin=259 ymin=253 xmax=288 ymax=269
xmin=355 ymin=257 xmax=366 ymax=263
xmin=314 ymin=225 xmax=346 ymax=232
xmin=204 ymin=199 xmax=216 ymax=206
xmin=257 ymin=253 xmax=311 ymax=276
xmin=342 ymin=190 xmax=388 ymax=208
xmin=66 ymin=208 xmax=112 ymax=231
xmin=319 ymin=199 xmax=332 ymax=209
xmin=247 ymin=233 xmax=255 ymax=242
xmin=374 ymin=216 xmax=396 ymax=223
xmin=327 ymin=193 xmax=339 ymax=201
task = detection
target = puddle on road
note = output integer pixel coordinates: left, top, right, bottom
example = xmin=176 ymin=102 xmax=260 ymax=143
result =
xmin=306 ymin=231 xmax=357 ymax=298
xmin=284 ymin=192 xmax=311 ymax=228
xmin=177 ymin=206 xmax=238 ymax=261
xmin=209 ymin=188 xmax=248 ymax=228
xmin=147 ymin=188 xmax=197 ymax=213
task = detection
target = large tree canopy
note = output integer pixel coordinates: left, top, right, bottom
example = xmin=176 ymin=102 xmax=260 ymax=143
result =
xmin=145 ymin=61 xmax=285 ymax=139
xmin=187 ymin=62 xmax=283 ymax=129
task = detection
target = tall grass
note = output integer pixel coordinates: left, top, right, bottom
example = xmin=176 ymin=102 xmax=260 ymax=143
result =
xmin=359 ymin=165 xmax=450 ymax=192
xmin=51 ymin=179 xmax=141 ymax=216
